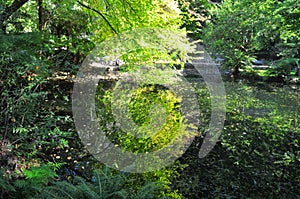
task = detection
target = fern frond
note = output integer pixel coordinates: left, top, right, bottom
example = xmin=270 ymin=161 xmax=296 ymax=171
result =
xmin=134 ymin=182 xmax=164 ymax=199
xmin=95 ymin=170 xmax=102 ymax=197
xmin=43 ymin=185 xmax=75 ymax=199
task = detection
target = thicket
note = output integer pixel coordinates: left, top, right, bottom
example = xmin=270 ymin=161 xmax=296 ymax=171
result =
xmin=0 ymin=0 xmax=190 ymax=198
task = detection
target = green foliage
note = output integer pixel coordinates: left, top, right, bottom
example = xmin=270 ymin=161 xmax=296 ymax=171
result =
xmin=0 ymin=164 xmax=57 ymax=199
xmin=40 ymin=166 xmax=167 ymax=199
xmin=95 ymin=80 xmax=191 ymax=153
xmin=0 ymin=0 xmax=36 ymax=33
xmin=0 ymin=172 xmax=17 ymax=197
xmin=203 ymin=0 xmax=300 ymax=80
xmin=2 ymin=0 xmax=299 ymax=199
xmin=0 ymin=31 xmax=84 ymax=194
xmin=203 ymin=0 xmax=260 ymax=78
xmin=1 ymin=162 xmax=182 ymax=199
xmin=0 ymin=1 xmax=190 ymax=199
xmin=95 ymin=80 xmax=186 ymax=198
xmin=176 ymin=0 xmax=212 ymax=39
xmin=271 ymin=0 xmax=300 ymax=79
xmin=23 ymin=165 xmax=56 ymax=184
xmin=0 ymin=33 xmax=46 ymax=138
xmin=80 ymin=0 xmax=183 ymax=42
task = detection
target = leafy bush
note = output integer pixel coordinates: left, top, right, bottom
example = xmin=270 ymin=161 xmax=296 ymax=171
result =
xmin=0 ymin=32 xmax=86 ymax=197
xmin=0 ymin=33 xmax=47 ymax=143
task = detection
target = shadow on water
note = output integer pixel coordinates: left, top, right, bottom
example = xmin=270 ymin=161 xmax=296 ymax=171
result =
xmin=225 ymin=80 xmax=299 ymax=117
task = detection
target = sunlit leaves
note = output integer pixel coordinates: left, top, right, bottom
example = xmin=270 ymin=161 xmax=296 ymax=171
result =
xmin=79 ymin=0 xmax=183 ymax=42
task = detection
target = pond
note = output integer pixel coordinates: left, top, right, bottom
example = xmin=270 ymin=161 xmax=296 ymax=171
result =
xmin=59 ymin=73 xmax=300 ymax=198
xmin=174 ymin=79 xmax=300 ymax=198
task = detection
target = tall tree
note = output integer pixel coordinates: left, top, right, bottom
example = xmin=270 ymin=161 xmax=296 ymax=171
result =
xmin=203 ymin=0 xmax=260 ymax=79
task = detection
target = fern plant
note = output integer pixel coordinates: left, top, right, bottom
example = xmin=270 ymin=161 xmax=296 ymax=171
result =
xmin=0 ymin=169 xmax=17 ymax=199
xmin=11 ymin=165 xmax=56 ymax=199
xmin=39 ymin=166 xmax=165 ymax=199
xmin=0 ymin=164 xmax=58 ymax=199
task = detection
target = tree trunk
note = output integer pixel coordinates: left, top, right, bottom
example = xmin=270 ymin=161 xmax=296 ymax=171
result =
xmin=38 ymin=0 xmax=44 ymax=31
xmin=0 ymin=0 xmax=29 ymax=33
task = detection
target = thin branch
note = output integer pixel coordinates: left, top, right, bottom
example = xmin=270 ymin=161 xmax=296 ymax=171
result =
xmin=76 ymin=1 xmax=117 ymax=34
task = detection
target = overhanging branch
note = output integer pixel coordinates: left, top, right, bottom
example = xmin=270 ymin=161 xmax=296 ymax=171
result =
xmin=76 ymin=1 xmax=117 ymax=34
